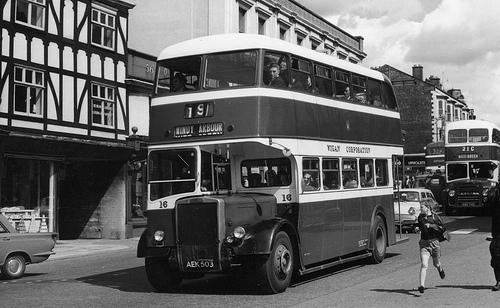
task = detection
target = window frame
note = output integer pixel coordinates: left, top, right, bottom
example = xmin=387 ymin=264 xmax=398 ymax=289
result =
xmin=91 ymin=7 xmax=116 ymax=50
xmin=13 ymin=65 xmax=45 ymax=117
xmin=91 ymin=83 xmax=115 ymax=128
xmin=15 ymin=0 xmax=46 ymax=30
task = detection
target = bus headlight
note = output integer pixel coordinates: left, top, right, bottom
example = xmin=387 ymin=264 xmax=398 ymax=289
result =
xmin=448 ymin=190 xmax=455 ymax=197
xmin=482 ymin=188 xmax=490 ymax=196
xmin=408 ymin=207 xmax=416 ymax=215
xmin=154 ymin=230 xmax=165 ymax=242
xmin=233 ymin=226 xmax=246 ymax=239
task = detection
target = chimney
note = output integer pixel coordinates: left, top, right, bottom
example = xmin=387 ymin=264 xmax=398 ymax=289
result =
xmin=412 ymin=64 xmax=423 ymax=80
xmin=427 ymin=75 xmax=441 ymax=89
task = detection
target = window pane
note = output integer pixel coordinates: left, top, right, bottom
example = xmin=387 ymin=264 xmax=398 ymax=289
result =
xmin=322 ymin=158 xmax=340 ymax=190
xmin=107 ymin=88 xmax=114 ymax=100
xmin=107 ymin=15 xmax=114 ymax=27
xmin=448 ymin=129 xmax=467 ymax=143
xmin=92 ymin=101 xmax=102 ymax=124
xmin=359 ymin=159 xmax=374 ymax=187
xmin=92 ymin=10 xmax=98 ymax=21
xmin=302 ymin=158 xmax=319 ymax=191
xmin=469 ymin=128 xmax=489 ymax=142
xmin=100 ymin=12 xmax=106 ymax=24
xmin=15 ymin=84 xmax=28 ymax=112
xmin=375 ymin=159 xmax=388 ymax=186
xmin=25 ymin=69 xmax=33 ymax=84
xmin=35 ymin=71 xmax=43 ymax=85
xmin=91 ymin=25 xmax=102 ymax=44
xmin=205 ymin=51 xmax=257 ymax=89
xmin=92 ymin=84 xmax=98 ymax=96
xmin=104 ymin=28 xmax=114 ymax=48
xmin=15 ymin=67 xmax=23 ymax=81
xmin=31 ymin=4 xmax=44 ymax=28
xmin=159 ymin=56 xmax=201 ymax=94
xmin=241 ymin=158 xmax=291 ymax=188
xmin=342 ymin=158 xmax=358 ymax=188
xmin=263 ymin=52 xmax=289 ymax=87
xmin=29 ymin=87 xmax=42 ymax=114
xmin=16 ymin=0 xmax=29 ymax=23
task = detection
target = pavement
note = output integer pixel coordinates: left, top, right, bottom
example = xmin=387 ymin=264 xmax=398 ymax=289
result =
xmin=48 ymin=237 xmax=139 ymax=261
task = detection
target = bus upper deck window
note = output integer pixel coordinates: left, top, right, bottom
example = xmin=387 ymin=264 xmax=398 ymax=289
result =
xmin=205 ymin=51 xmax=257 ymax=89
xmin=155 ymin=56 xmax=201 ymax=95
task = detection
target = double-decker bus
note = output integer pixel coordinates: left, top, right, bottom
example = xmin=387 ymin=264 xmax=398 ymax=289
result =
xmin=445 ymin=120 xmax=500 ymax=214
xmin=137 ymin=33 xmax=403 ymax=293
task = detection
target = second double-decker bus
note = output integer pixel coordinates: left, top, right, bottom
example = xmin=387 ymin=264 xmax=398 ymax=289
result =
xmin=445 ymin=120 xmax=500 ymax=214
xmin=137 ymin=33 xmax=403 ymax=293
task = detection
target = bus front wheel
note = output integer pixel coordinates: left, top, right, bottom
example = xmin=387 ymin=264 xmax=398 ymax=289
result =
xmin=255 ymin=231 xmax=294 ymax=294
xmin=145 ymin=257 xmax=182 ymax=292
xmin=370 ymin=215 xmax=387 ymax=264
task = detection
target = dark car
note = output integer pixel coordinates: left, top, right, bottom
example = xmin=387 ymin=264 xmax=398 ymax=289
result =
xmin=0 ymin=214 xmax=57 ymax=279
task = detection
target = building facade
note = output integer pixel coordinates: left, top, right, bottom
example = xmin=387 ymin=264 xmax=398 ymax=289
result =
xmin=376 ymin=64 xmax=474 ymax=176
xmin=0 ymin=0 xmax=140 ymax=239
xmin=129 ymin=0 xmax=366 ymax=63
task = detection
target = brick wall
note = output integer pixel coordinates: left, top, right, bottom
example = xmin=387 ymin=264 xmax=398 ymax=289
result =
xmin=376 ymin=65 xmax=433 ymax=154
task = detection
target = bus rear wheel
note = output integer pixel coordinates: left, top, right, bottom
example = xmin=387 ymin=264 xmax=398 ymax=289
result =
xmin=370 ymin=215 xmax=387 ymax=264
xmin=145 ymin=257 xmax=182 ymax=292
xmin=255 ymin=231 xmax=294 ymax=294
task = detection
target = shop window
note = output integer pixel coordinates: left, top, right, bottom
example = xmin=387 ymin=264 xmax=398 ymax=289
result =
xmin=15 ymin=0 xmax=45 ymax=29
xmin=91 ymin=7 xmax=116 ymax=50
xmin=14 ymin=66 xmax=44 ymax=116
xmin=91 ymin=83 xmax=114 ymax=127
xmin=0 ymin=158 xmax=56 ymax=233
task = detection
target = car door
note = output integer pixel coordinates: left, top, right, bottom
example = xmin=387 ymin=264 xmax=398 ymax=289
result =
xmin=0 ymin=222 xmax=12 ymax=264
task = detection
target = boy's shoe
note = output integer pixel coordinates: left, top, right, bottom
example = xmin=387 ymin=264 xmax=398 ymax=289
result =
xmin=418 ymin=286 xmax=425 ymax=293
xmin=439 ymin=268 xmax=445 ymax=279
xmin=492 ymin=283 xmax=500 ymax=291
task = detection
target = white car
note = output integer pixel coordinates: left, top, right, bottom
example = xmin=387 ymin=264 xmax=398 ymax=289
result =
xmin=393 ymin=188 xmax=441 ymax=232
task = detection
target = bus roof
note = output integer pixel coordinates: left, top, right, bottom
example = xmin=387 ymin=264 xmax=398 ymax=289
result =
xmin=445 ymin=119 xmax=500 ymax=131
xmin=157 ymin=33 xmax=384 ymax=81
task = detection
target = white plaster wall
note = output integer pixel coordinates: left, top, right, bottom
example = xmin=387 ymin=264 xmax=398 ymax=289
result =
xmin=48 ymin=0 xmax=58 ymax=35
xmin=62 ymin=76 xmax=74 ymax=122
xmin=104 ymin=57 xmax=114 ymax=81
xmin=63 ymin=0 xmax=74 ymax=40
xmin=91 ymin=54 xmax=102 ymax=78
xmin=63 ymin=46 xmax=73 ymax=71
xmin=117 ymin=87 xmax=126 ymax=130
xmin=77 ymin=78 xmax=87 ymax=123
xmin=48 ymin=42 xmax=60 ymax=68
xmin=14 ymin=33 xmax=28 ymax=61
xmin=2 ymin=0 xmax=10 ymax=22
xmin=0 ymin=71 xmax=8 ymax=113
xmin=117 ymin=61 xmax=125 ymax=82
xmin=129 ymin=95 xmax=149 ymax=136
xmin=77 ymin=50 xmax=87 ymax=74
xmin=31 ymin=38 xmax=44 ymax=64
xmin=78 ymin=1 xmax=88 ymax=43
xmin=117 ymin=16 xmax=127 ymax=55
xmin=47 ymin=73 xmax=59 ymax=120
xmin=2 ymin=29 xmax=9 ymax=57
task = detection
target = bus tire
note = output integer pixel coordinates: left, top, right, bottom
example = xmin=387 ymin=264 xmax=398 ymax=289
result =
xmin=370 ymin=215 xmax=387 ymax=264
xmin=255 ymin=231 xmax=294 ymax=294
xmin=145 ymin=257 xmax=182 ymax=292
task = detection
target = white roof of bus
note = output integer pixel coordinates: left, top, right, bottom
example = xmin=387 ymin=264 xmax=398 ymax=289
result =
xmin=445 ymin=119 xmax=500 ymax=131
xmin=157 ymin=33 xmax=384 ymax=81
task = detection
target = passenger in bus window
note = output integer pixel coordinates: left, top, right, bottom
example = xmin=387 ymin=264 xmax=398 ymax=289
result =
xmin=303 ymin=173 xmax=317 ymax=191
xmin=306 ymin=76 xmax=319 ymax=94
xmin=172 ymin=73 xmax=188 ymax=92
xmin=268 ymin=63 xmax=287 ymax=88
xmin=344 ymin=87 xmax=351 ymax=100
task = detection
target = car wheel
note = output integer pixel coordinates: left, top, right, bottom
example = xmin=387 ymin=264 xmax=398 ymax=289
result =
xmin=2 ymin=254 xmax=26 ymax=279
xmin=255 ymin=231 xmax=294 ymax=294
xmin=370 ymin=215 xmax=387 ymax=264
xmin=145 ymin=257 xmax=182 ymax=292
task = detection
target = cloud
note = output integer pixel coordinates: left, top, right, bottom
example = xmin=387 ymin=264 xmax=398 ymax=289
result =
xmin=406 ymin=0 xmax=500 ymax=65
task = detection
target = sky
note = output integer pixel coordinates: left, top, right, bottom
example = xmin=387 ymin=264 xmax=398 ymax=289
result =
xmin=295 ymin=0 xmax=500 ymax=126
